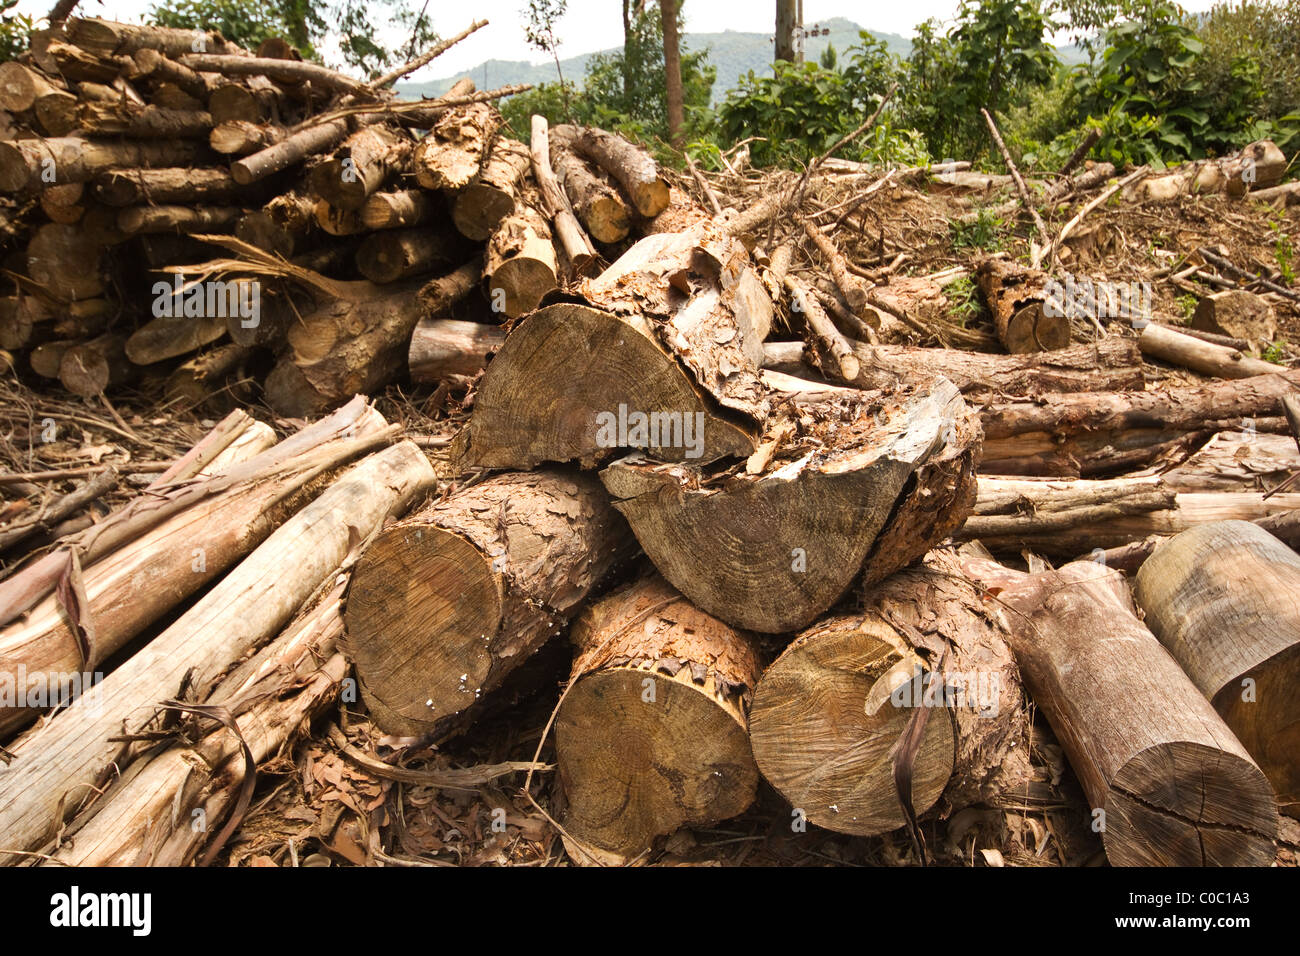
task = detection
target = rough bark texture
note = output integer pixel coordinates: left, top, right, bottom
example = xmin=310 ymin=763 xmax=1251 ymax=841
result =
xmin=975 ymin=258 xmax=1071 ymax=354
xmin=451 ymin=136 xmax=531 ymax=241
xmin=1134 ymin=521 xmax=1300 ymax=818
xmin=483 ymin=200 xmax=557 ymax=318
xmin=407 ymin=317 xmax=505 ymax=385
xmin=343 ymin=469 xmax=634 ymax=738
xmin=355 ymin=227 xmax=463 ymax=284
xmin=556 ymin=574 xmax=761 ymax=861
xmin=567 ymin=124 xmax=670 ymax=218
xmin=549 ymin=129 xmax=631 ymax=244
xmin=412 ymin=101 xmax=499 ymax=192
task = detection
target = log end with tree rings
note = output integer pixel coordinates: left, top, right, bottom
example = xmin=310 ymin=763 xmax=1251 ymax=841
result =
xmin=556 ymin=575 xmax=761 ymax=860
xmin=750 ymin=614 xmax=955 ymax=835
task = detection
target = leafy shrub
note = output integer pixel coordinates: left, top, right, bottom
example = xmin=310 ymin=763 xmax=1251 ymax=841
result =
xmin=0 ymin=0 xmax=32 ymax=62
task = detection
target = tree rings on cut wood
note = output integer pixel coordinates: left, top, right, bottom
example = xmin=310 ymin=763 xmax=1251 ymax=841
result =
xmin=975 ymin=257 xmax=1070 ymax=354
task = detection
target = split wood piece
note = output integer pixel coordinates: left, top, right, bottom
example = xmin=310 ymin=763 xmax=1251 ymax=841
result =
xmin=93 ymin=167 xmax=246 ymax=207
xmin=0 ymin=401 xmax=387 ymax=737
xmin=0 ymin=62 xmax=62 ymax=112
xmin=762 ymin=336 xmax=1143 ymax=400
xmin=1163 ymin=429 xmax=1300 ymax=493
xmin=975 ymin=258 xmax=1070 ymax=353
xmin=27 ymin=222 xmax=103 ymax=301
xmin=0 ymin=441 xmax=433 ymax=863
xmin=1137 ymin=322 xmax=1280 ymax=379
xmin=1189 ymin=289 xmax=1276 ymax=345
xmin=750 ymin=551 xmax=1028 ymax=837
xmin=310 ymin=124 xmax=411 ymax=210
xmin=549 ymin=127 xmax=631 ymax=243
xmin=556 ymin=574 xmax=760 ymax=861
xmin=784 ymin=274 xmax=859 ymax=381
xmin=117 ymin=204 xmax=242 ymax=235
xmin=412 ymin=99 xmax=499 ymax=191
xmin=451 ymin=136 xmax=531 ymax=241
xmin=961 ymin=554 xmax=1277 ymax=866
xmin=1135 ymin=521 xmax=1300 ymax=817
xmin=179 ymin=54 xmax=364 ymax=96
xmin=46 ymin=41 xmax=133 ymax=84
xmin=484 ymin=201 xmax=557 ymax=318
xmin=361 ymin=189 xmax=438 ymax=230
xmin=529 ymin=115 xmax=597 ymax=271
xmin=230 ymin=119 xmax=349 ymax=185
xmin=355 ymin=228 xmax=463 ymax=284
xmin=343 ymin=469 xmax=634 ymax=738
xmin=47 ymin=580 xmax=347 ymax=866
xmin=979 ymin=368 xmax=1300 ymax=477
xmin=313 ymin=198 xmax=366 ymax=236
xmin=407 ymin=317 xmax=505 ymax=385
xmin=1128 ymin=139 xmax=1287 ymax=202
xmin=600 ymin=378 xmax=975 ymax=633
xmin=209 ymin=120 xmax=286 ymax=155
xmin=164 ymin=343 xmax=256 ymax=408
xmin=417 ymin=255 xmax=484 ymax=318
xmin=234 ymin=192 xmax=315 ymax=256
xmin=0 ymin=136 xmax=203 ymax=191
xmin=77 ymin=102 xmax=212 ymax=138
xmin=563 ymin=124 xmax=670 ymax=218
xmin=67 ymin=17 xmax=243 ymax=59
xmin=58 ymin=332 xmax=131 ymax=396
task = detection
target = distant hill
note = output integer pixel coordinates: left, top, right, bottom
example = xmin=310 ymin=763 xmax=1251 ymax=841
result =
xmin=398 ymin=18 xmax=908 ymax=105
xmin=397 ymin=18 xmax=1089 ymax=104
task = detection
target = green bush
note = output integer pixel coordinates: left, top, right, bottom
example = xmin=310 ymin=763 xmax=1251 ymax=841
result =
xmin=1 ymin=0 xmax=33 ymax=62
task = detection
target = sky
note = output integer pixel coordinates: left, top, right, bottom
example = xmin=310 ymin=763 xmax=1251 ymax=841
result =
xmin=14 ymin=0 xmax=1223 ymax=79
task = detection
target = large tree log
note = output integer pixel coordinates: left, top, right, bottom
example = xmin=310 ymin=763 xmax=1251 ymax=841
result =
xmin=343 ymin=469 xmax=634 ymax=738
xmin=0 ymin=136 xmax=203 ymax=191
xmin=961 ymin=553 xmax=1277 ymax=866
xmin=601 ymin=378 xmax=979 ymax=633
xmin=549 ymin=127 xmax=631 ymax=244
xmin=310 ymin=124 xmax=411 ymax=210
xmin=451 ymin=135 xmax=531 ymax=241
xmin=26 ymin=222 xmax=103 ymax=300
xmin=980 ymin=369 xmax=1300 ymax=476
xmin=361 ymin=188 xmax=437 ymax=230
xmin=483 ymin=200 xmax=557 ymax=318
xmin=407 ymin=317 xmax=505 ymax=386
xmin=975 ymin=258 xmax=1070 ymax=353
xmin=563 ymin=124 xmax=670 ymax=218
xmin=164 ymin=342 xmax=256 ymax=408
xmin=762 ymin=336 xmax=1144 ymax=399
xmin=453 ymin=225 xmax=775 ymax=469
xmin=0 ymin=440 xmax=434 ymax=859
xmin=411 ymin=98 xmax=499 ymax=191
xmin=355 ymin=227 xmax=463 ymax=284
xmin=556 ymin=574 xmax=761 ymax=862
xmin=0 ymin=399 xmax=391 ymax=740
xmin=749 ymin=551 xmax=1029 ymax=837
xmin=68 ymin=17 xmax=242 ymax=59
xmin=1134 ymin=521 xmax=1300 ymax=818
xmin=93 ymin=167 xmax=246 ymax=206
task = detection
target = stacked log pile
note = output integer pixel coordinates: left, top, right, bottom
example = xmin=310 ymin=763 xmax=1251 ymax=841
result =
xmin=2 ymin=23 xmax=1299 ymax=867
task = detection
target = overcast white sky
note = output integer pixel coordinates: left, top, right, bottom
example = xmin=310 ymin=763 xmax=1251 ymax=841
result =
xmin=15 ymin=1 xmax=1222 ymax=79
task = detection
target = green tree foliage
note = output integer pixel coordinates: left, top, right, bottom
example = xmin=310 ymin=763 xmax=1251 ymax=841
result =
xmin=148 ymin=0 xmax=437 ymax=77
xmin=0 ymin=0 xmax=34 ymax=62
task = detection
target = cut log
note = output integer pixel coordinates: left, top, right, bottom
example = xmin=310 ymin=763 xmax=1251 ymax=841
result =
xmin=77 ymin=101 xmax=213 ymax=138
xmin=33 ymin=89 xmax=80 ymax=135
xmin=0 ymin=399 xmax=389 ymax=739
xmin=549 ymin=128 xmax=631 ymax=243
xmin=0 ymin=440 xmax=433 ymax=863
xmin=93 ymin=167 xmax=246 ymax=207
xmin=411 ymin=99 xmax=499 ymax=192
xmin=0 ymin=136 xmax=203 ymax=191
xmin=313 ymin=197 xmax=366 ymax=236
xmin=179 ymin=54 xmax=364 ymax=96
xmin=117 ymin=204 xmax=242 ymax=235
xmin=961 ymin=553 xmax=1277 ymax=866
xmin=529 ymin=115 xmax=597 ymax=272
xmin=785 ymin=274 xmax=860 ymax=381
xmin=58 ymin=332 xmax=130 ymax=396
xmin=355 ymin=227 xmax=463 ymax=284
xmin=1127 ymin=139 xmax=1287 ymax=201
xmin=600 ymin=377 xmax=978 ymax=633
xmin=234 ymin=192 xmax=314 ymax=256
xmin=416 ymin=255 xmax=483 ymax=318
xmin=1190 ymin=289 xmax=1276 ymax=345
xmin=451 ymin=136 xmax=531 ymax=241
xmin=230 ymin=118 xmax=349 ymax=185
xmin=980 ymin=369 xmax=1300 ymax=476
xmin=361 ymin=188 xmax=437 ymax=230
xmin=165 ymin=342 xmax=256 ymax=408
xmin=408 ymin=317 xmax=505 ymax=385
xmin=556 ymin=574 xmax=761 ymax=861
xmin=30 ymin=339 xmax=76 ymax=378
xmin=209 ymin=119 xmax=285 ymax=155
xmin=206 ymin=76 xmax=281 ymax=124
xmin=563 ymin=124 xmax=670 ymax=218
xmin=749 ymin=550 xmax=1029 ymax=837
xmin=1134 ymin=521 xmax=1300 ymax=818
xmin=975 ymin=258 xmax=1070 ymax=353
xmin=453 ymin=225 xmax=774 ymax=469
xmin=1137 ymin=321 xmax=1280 ymax=378
xmin=68 ymin=17 xmax=241 ymax=59
xmin=0 ymin=62 xmax=61 ymax=113
xmin=343 ymin=469 xmax=634 ymax=738
xmin=483 ymin=200 xmax=557 ymax=318
xmin=762 ymin=336 xmax=1144 ymax=399
xmin=130 ymin=48 xmax=213 ymax=101
xmin=26 ymin=222 xmax=104 ymax=300
xmin=310 ymin=124 xmax=411 ymax=210
xmin=125 ymin=311 xmax=229 ymax=365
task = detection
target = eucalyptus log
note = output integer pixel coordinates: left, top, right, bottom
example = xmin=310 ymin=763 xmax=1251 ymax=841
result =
xmin=355 ymin=227 xmax=462 ymax=284
xmin=411 ymin=99 xmax=499 ymax=191
xmin=0 ymin=62 xmax=61 ymax=112
xmin=416 ymin=255 xmax=483 ymax=317
xmin=0 ymin=441 xmax=433 ymax=865
xmin=556 ymin=574 xmax=760 ymax=861
xmin=68 ymin=17 xmax=242 ymax=59
xmin=407 ymin=317 xmax=504 ymax=385
xmin=1138 ymin=321 xmax=1280 ymax=378
xmin=343 ymin=469 xmax=634 ymax=738
xmin=529 ymin=115 xmax=596 ymax=271
xmin=1135 ymin=521 xmax=1300 ymax=818
xmin=125 ymin=311 xmax=228 ymax=365
xmin=58 ymin=332 xmax=130 ymax=396
xmin=234 ymin=192 xmax=314 ymax=255
xmin=563 ymin=124 xmax=670 ymax=218
xmin=484 ymin=201 xmax=557 ymax=317
xmin=230 ymin=118 xmax=349 ymax=185
xmin=750 ymin=551 xmax=1029 ymax=837
xmin=361 ymin=188 xmax=437 ymax=230
xmin=0 ymin=136 xmax=202 ymax=191
xmin=27 ymin=222 xmax=103 ymax=300
xmin=451 ymin=136 xmax=530 ymax=241
xmin=94 ymin=167 xmax=245 ymax=206
xmin=310 ymin=124 xmax=411 ymax=210
xmin=164 ymin=343 xmax=256 ymax=408
xmin=117 ymin=204 xmax=242 ymax=235
xmin=549 ymin=129 xmax=631 ymax=244
xmin=961 ymin=553 xmax=1277 ymax=866
xmin=975 ymin=258 xmax=1070 ymax=353
xmin=77 ymin=102 xmax=212 ymax=138
xmin=313 ymin=197 xmax=366 ymax=236
xmin=209 ymin=119 xmax=285 ymax=155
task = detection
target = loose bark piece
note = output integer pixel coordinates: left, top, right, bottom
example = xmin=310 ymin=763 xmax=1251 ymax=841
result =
xmin=556 ymin=574 xmax=761 ymax=860
xmin=961 ymin=554 xmax=1277 ymax=866
xmin=750 ymin=551 xmax=1029 ymax=836
xmin=343 ymin=469 xmax=634 ymax=738
xmin=975 ymin=258 xmax=1070 ymax=353
xmin=601 ymin=378 xmax=977 ymax=633
xmin=0 ymin=441 xmax=434 ymax=863
xmin=564 ymin=124 xmax=670 ymax=218
xmin=1135 ymin=521 xmax=1300 ymax=818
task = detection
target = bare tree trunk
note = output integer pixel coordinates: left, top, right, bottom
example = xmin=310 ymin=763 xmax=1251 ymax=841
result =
xmin=775 ymin=0 xmax=799 ymax=62
xmin=661 ymin=0 xmax=684 ymax=149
